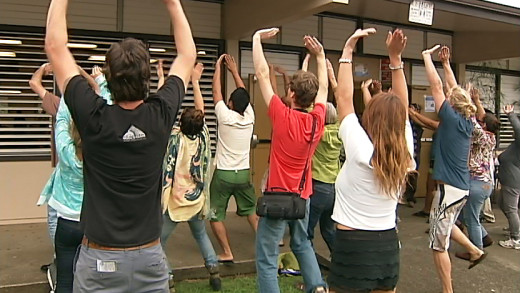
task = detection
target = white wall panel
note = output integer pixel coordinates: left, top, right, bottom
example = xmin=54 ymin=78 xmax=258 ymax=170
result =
xmin=123 ymin=0 xmax=221 ymax=37
xmin=322 ymin=17 xmax=356 ymax=51
xmin=508 ymin=58 xmax=520 ymax=71
xmin=183 ymin=0 xmax=221 ymax=39
xmin=412 ymin=64 xmax=445 ymax=86
xmin=68 ymin=0 xmax=117 ymax=31
xmin=363 ymin=23 xmax=392 ymax=56
xmin=427 ymin=32 xmax=452 ymax=62
xmin=123 ymin=0 xmax=171 ymax=35
xmin=401 ymin=28 xmax=423 ymax=60
xmin=281 ymin=16 xmax=319 ymax=47
xmin=0 ymin=0 xmax=117 ymax=31
xmin=241 ymin=50 xmax=300 ymax=79
xmin=0 ymin=0 xmax=48 ymax=26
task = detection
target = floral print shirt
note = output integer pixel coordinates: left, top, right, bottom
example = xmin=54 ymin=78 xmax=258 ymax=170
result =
xmin=469 ymin=118 xmax=496 ymax=182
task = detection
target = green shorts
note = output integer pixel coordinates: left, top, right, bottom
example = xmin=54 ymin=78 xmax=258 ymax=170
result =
xmin=209 ymin=169 xmax=256 ymax=221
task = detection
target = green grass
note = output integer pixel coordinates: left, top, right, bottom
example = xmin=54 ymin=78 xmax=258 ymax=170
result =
xmin=175 ymin=274 xmax=304 ymax=293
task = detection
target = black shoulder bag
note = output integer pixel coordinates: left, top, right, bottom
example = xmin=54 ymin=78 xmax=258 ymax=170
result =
xmin=256 ymin=116 xmax=317 ymax=220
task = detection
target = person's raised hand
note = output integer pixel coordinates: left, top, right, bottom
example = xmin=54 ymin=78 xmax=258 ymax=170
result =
xmin=253 ymin=28 xmax=279 ymax=40
xmin=303 ymin=36 xmax=324 ymax=56
xmin=438 ymin=46 xmax=451 ymax=63
xmin=361 ymin=79 xmax=373 ymax=91
xmin=191 ymin=62 xmax=204 ymax=81
xmin=326 ymin=59 xmax=334 ymax=72
xmin=273 ymin=65 xmax=287 ymax=75
xmin=422 ymin=44 xmax=441 ymax=56
xmin=91 ymin=65 xmax=102 ymax=78
xmin=371 ymin=80 xmax=382 ymax=94
xmin=386 ymin=29 xmax=407 ymax=57
xmin=42 ymin=63 xmax=53 ymax=76
xmin=156 ymin=59 xmax=164 ymax=77
xmin=469 ymin=86 xmax=480 ymax=103
xmin=345 ymin=28 xmax=376 ymax=51
xmin=504 ymin=104 xmax=515 ymax=114
xmin=224 ymin=54 xmax=238 ymax=73
xmin=216 ymin=54 xmax=226 ymax=67
xmin=409 ymin=105 xmax=417 ymax=115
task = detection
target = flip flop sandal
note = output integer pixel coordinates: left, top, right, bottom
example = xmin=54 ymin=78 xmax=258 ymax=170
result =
xmin=218 ymin=259 xmax=234 ymax=264
xmin=468 ymin=252 xmax=487 ymax=269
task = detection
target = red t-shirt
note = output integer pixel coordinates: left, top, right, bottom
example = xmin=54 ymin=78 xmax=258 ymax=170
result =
xmin=266 ymin=95 xmax=325 ymax=199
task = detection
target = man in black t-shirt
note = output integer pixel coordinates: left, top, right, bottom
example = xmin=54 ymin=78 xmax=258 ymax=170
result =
xmin=44 ymin=0 xmax=196 ymax=291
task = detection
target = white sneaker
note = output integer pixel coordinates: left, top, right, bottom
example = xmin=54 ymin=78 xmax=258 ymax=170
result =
xmin=498 ymin=238 xmax=520 ymax=250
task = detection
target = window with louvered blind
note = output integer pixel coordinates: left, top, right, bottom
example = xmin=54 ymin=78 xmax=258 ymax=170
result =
xmin=498 ymin=75 xmax=520 ymax=149
xmin=0 ymin=28 xmax=221 ymax=160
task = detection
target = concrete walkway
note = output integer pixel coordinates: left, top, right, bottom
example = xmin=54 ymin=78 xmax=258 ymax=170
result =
xmin=1 ymin=199 xmax=519 ymax=292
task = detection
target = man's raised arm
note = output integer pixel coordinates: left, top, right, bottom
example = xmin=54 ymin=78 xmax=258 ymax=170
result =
xmin=191 ymin=63 xmax=205 ymax=113
xmin=326 ymin=59 xmax=338 ymax=93
xmin=44 ymin=0 xmax=80 ymax=94
xmin=439 ymin=46 xmax=457 ymax=90
xmin=225 ymin=54 xmax=245 ymax=89
xmin=304 ymin=36 xmax=327 ymax=106
xmin=78 ymin=66 xmax=100 ymax=95
xmin=252 ymin=28 xmax=279 ymax=107
xmin=157 ymin=59 xmax=165 ymax=89
xmin=212 ymin=54 xmax=225 ymax=105
xmin=422 ymin=45 xmax=445 ymax=113
xmin=165 ymin=0 xmax=197 ymax=90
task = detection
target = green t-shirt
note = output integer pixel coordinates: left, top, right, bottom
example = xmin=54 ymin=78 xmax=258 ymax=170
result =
xmin=311 ymin=123 xmax=342 ymax=183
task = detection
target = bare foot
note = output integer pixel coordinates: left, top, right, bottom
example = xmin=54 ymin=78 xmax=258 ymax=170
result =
xmin=218 ymin=253 xmax=234 ymax=262
xmin=469 ymin=249 xmax=484 ymax=261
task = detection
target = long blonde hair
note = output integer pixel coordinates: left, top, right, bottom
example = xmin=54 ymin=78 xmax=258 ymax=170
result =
xmin=447 ymin=86 xmax=476 ymax=118
xmin=70 ymin=121 xmax=82 ymax=162
xmin=362 ymin=93 xmax=411 ymax=198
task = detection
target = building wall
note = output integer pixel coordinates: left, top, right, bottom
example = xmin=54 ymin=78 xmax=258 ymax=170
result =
xmin=0 ymin=161 xmax=54 ymax=224
xmin=1 ymin=0 xmax=519 ymax=224
xmin=0 ymin=0 xmax=223 ymax=225
xmin=0 ymin=0 xmax=221 ymax=39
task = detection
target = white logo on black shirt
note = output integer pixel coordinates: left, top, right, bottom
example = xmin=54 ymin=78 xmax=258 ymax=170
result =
xmin=123 ymin=125 xmax=146 ymax=142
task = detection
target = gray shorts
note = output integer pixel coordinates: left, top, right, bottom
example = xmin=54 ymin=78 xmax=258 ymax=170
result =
xmin=429 ymin=184 xmax=468 ymax=252
xmin=73 ymin=242 xmax=169 ymax=293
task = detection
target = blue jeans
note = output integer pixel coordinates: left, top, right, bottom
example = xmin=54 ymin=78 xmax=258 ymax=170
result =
xmin=462 ymin=180 xmax=492 ymax=249
xmin=308 ymin=179 xmax=335 ymax=254
xmin=160 ymin=213 xmax=218 ymax=271
xmin=256 ymin=200 xmax=326 ymax=293
xmin=55 ymin=218 xmax=83 ymax=293
xmin=48 ymin=205 xmax=58 ymax=247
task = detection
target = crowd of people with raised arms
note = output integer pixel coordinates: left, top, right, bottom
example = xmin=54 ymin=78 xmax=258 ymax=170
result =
xmin=32 ymin=0 xmax=520 ymax=292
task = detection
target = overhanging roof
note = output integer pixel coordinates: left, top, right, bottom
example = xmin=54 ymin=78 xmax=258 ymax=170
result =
xmin=223 ymin=0 xmax=520 ymax=63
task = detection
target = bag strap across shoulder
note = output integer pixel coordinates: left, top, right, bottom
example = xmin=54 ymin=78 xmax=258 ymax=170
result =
xmin=266 ymin=110 xmax=318 ymax=194
xmin=298 ymin=115 xmax=317 ymax=193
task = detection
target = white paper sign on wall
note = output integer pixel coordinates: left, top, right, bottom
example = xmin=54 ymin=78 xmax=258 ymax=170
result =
xmin=409 ymin=0 xmax=434 ymax=26
xmin=425 ymin=95 xmax=435 ymax=112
